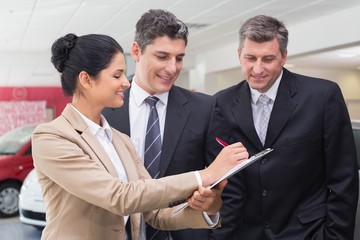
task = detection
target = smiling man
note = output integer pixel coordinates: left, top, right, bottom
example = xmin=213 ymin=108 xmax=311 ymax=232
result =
xmin=103 ymin=9 xmax=226 ymax=240
xmin=211 ymin=15 xmax=359 ymax=240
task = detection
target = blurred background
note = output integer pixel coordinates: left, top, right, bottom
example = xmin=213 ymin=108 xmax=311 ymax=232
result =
xmin=0 ymin=0 xmax=359 ymax=239
xmin=1 ymin=0 xmax=360 ymax=124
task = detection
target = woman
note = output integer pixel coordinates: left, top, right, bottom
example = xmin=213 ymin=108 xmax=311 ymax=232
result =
xmin=32 ymin=33 xmax=248 ymax=240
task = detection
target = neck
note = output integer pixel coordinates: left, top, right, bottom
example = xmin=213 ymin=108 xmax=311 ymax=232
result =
xmin=71 ymin=100 xmax=102 ymax=125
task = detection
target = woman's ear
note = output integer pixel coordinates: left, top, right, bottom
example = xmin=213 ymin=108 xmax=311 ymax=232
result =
xmin=78 ymin=71 xmax=92 ymax=89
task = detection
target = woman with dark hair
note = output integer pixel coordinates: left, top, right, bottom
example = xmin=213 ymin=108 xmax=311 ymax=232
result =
xmin=31 ymin=33 xmax=248 ymax=240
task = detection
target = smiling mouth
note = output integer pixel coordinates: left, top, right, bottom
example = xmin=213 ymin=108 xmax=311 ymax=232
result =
xmin=157 ymin=74 xmax=173 ymax=81
xmin=252 ymin=75 xmax=267 ymax=80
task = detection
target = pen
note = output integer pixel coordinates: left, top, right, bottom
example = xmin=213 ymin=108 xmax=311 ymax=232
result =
xmin=215 ymin=137 xmax=229 ymax=147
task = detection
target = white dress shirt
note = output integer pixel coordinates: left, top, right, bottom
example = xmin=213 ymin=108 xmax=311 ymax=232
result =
xmin=250 ymin=70 xmax=283 ymax=136
xmin=70 ymin=104 xmax=129 ymax=225
xmin=129 ymin=78 xmax=218 ymax=231
xmin=71 ymin=103 xmax=216 ymax=239
xmin=129 ymin=79 xmax=168 ymax=163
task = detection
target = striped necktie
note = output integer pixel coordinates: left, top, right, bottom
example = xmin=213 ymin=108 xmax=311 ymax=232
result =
xmin=144 ymin=96 xmax=169 ymax=240
xmin=258 ymin=94 xmax=271 ymax=146
xmin=144 ymin=96 xmax=162 ymax=178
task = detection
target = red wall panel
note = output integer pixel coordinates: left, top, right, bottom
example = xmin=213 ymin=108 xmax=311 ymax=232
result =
xmin=0 ymin=87 xmax=71 ymax=118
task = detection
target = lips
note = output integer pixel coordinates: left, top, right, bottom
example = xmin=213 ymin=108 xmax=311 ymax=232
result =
xmin=251 ymin=74 xmax=267 ymax=81
xmin=157 ymin=74 xmax=173 ymax=81
xmin=116 ymin=91 xmax=124 ymax=98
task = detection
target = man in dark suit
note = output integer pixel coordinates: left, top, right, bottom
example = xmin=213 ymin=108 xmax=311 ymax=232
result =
xmin=103 ymin=9 xmax=225 ymax=240
xmin=210 ymin=15 xmax=359 ymax=240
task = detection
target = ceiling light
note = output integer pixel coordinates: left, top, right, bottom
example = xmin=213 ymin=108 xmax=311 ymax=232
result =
xmin=337 ymin=53 xmax=357 ymax=58
xmin=185 ymin=23 xmax=209 ymax=29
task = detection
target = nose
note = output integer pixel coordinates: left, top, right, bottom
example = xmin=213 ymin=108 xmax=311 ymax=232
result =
xmin=165 ymin=58 xmax=177 ymax=74
xmin=122 ymin=76 xmax=131 ymax=88
xmin=253 ymin=60 xmax=264 ymax=74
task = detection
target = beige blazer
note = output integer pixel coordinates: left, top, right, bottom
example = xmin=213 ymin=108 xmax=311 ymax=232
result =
xmin=32 ymin=104 xmax=212 ymax=240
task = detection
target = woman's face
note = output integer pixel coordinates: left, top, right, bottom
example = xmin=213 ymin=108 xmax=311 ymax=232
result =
xmin=89 ymin=52 xmax=130 ymax=109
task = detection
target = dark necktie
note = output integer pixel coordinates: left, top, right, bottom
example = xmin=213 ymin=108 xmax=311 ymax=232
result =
xmin=144 ymin=96 xmax=169 ymax=240
xmin=144 ymin=96 xmax=162 ymax=178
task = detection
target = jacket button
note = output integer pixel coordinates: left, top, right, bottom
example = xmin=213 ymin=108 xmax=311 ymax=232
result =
xmin=265 ymin=221 xmax=270 ymax=228
xmin=262 ymin=189 xmax=267 ymax=197
xmin=261 ymin=158 xmax=267 ymax=164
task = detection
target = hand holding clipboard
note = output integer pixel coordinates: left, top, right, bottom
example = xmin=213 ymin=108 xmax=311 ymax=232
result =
xmin=171 ymin=138 xmax=273 ymax=216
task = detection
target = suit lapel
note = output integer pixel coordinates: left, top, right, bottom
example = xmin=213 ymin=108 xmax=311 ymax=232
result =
xmin=114 ymin=89 xmax=131 ymax=135
xmin=232 ymin=70 xmax=298 ymax=149
xmin=111 ymin=132 xmax=139 ymax=181
xmin=232 ymin=82 xmax=263 ymax=150
xmin=62 ymin=104 xmax=119 ymax=177
xmin=265 ymin=69 xmax=298 ymax=147
xmin=160 ymin=87 xmax=190 ymax=177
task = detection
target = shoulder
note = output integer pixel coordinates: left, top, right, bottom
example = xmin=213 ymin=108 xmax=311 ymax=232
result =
xmin=172 ymin=85 xmax=213 ymax=100
xmin=285 ymin=68 xmax=336 ymax=87
xmin=170 ymin=85 xmax=215 ymax=106
xmin=34 ymin=115 xmax=68 ymax=135
xmin=287 ymin=70 xmax=340 ymax=94
xmin=214 ymin=80 xmax=247 ymax=101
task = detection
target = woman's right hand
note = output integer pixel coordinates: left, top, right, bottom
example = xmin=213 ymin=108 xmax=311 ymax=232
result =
xmin=199 ymin=142 xmax=248 ymax=187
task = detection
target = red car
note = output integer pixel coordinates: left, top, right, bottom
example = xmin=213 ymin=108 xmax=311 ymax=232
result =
xmin=0 ymin=125 xmax=36 ymax=218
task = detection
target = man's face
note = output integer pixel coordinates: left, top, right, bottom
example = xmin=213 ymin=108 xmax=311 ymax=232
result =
xmin=238 ymin=38 xmax=287 ymax=93
xmin=132 ymin=36 xmax=186 ymax=95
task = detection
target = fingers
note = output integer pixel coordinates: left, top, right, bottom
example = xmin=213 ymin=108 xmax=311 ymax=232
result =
xmin=189 ymin=188 xmax=215 ymax=208
xmin=223 ymin=142 xmax=249 ymax=160
xmin=196 ymin=187 xmax=215 ymax=199
xmin=212 ymin=179 xmax=228 ymax=191
xmin=199 ymin=141 xmax=248 ymax=186
xmin=188 ymin=187 xmax=223 ymax=215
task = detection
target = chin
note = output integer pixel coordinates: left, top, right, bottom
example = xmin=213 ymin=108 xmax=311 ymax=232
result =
xmin=111 ymin=101 xmax=124 ymax=108
xmin=158 ymin=84 xmax=172 ymax=93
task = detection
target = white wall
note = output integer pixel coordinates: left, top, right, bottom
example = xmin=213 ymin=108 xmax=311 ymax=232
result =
xmin=291 ymin=67 xmax=360 ymax=120
xmin=176 ymin=66 xmax=360 ymax=120
xmin=178 ymin=5 xmax=360 ymax=120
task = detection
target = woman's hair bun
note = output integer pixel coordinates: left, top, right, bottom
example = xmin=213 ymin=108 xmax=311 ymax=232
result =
xmin=51 ymin=33 xmax=78 ymax=73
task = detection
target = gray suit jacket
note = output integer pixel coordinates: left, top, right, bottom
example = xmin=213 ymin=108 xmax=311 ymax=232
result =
xmin=32 ymin=104 xmax=213 ymax=240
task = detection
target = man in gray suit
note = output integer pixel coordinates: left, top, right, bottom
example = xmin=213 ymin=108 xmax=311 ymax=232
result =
xmin=103 ymin=9 xmax=226 ymax=240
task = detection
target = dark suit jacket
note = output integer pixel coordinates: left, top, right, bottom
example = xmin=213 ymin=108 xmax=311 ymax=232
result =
xmin=103 ymin=85 xmax=225 ymax=240
xmin=211 ymin=68 xmax=359 ymax=240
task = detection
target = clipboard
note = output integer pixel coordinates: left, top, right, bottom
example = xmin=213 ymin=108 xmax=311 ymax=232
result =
xmin=171 ymin=147 xmax=273 ymax=216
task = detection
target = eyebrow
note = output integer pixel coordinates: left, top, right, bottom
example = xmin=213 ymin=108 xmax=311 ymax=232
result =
xmin=154 ymin=50 xmax=185 ymax=57
xmin=244 ymin=54 xmax=276 ymax=58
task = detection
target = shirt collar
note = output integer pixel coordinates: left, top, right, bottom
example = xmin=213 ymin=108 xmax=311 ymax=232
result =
xmin=250 ymin=70 xmax=283 ymax=104
xmin=131 ymin=76 xmax=169 ymax=106
xmin=70 ymin=104 xmax=113 ymax=141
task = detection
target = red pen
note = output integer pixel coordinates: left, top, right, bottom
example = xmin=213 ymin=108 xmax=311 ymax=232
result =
xmin=215 ymin=137 xmax=229 ymax=147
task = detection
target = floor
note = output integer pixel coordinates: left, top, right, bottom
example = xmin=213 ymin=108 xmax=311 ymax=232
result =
xmin=0 ymin=216 xmax=42 ymax=240
xmin=0 ymin=214 xmax=359 ymax=240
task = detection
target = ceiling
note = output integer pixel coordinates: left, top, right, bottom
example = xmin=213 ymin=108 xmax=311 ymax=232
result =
xmin=1 ymin=0 xmax=360 ymax=87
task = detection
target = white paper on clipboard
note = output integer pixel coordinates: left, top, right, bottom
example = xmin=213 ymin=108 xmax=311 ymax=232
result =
xmin=171 ymin=148 xmax=273 ymax=216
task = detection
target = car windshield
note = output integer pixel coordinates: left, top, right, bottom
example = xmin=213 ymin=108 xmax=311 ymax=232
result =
xmin=0 ymin=126 xmax=35 ymax=155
